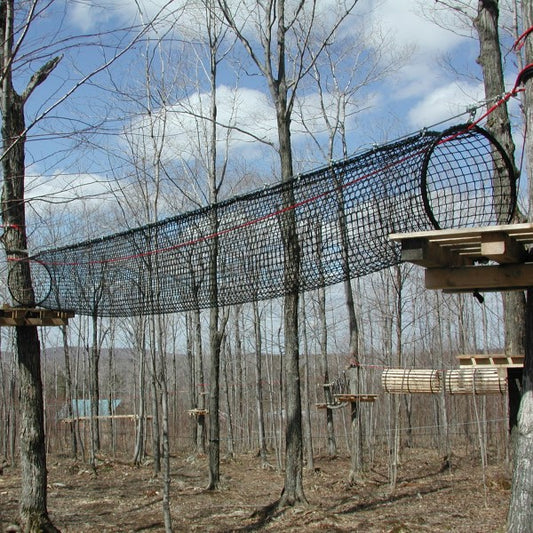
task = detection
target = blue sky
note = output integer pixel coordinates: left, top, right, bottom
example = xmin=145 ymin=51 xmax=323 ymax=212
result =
xmin=12 ymin=0 xmax=524 ymax=250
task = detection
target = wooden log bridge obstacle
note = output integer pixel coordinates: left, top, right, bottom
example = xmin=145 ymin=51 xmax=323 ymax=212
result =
xmin=382 ymin=369 xmax=442 ymax=394
xmin=382 ymin=367 xmax=509 ymax=395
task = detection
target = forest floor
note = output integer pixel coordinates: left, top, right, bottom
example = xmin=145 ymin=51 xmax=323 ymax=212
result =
xmin=1 ymin=447 xmax=510 ymax=532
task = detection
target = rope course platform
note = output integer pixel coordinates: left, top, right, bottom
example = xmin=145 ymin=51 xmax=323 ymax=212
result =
xmin=187 ymin=409 xmax=208 ymax=417
xmin=318 ymin=368 xmax=378 ymax=408
xmin=457 ymin=354 xmax=524 ymax=368
xmin=390 ymin=223 xmax=533 ymax=291
xmin=0 ymin=305 xmax=74 ymax=327
xmin=381 ymin=367 xmax=508 ymax=395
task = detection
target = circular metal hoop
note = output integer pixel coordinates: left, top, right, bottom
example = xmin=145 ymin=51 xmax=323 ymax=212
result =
xmin=421 ymin=124 xmax=516 ymax=230
xmin=7 ymin=259 xmax=53 ymax=307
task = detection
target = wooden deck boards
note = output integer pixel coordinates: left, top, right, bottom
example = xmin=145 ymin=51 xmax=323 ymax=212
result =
xmin=389 ymin=223 xmax=533 ymax=291
xmin=0 ymin=305 xmax=74 ymax=326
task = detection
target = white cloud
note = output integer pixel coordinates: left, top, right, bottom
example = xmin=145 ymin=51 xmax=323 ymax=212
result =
xmin=124 ymin=85 xmax=278 ymax=163
xmin=407 ymin=81 xmax=484 ymax=129
xmin=368 ymin=0 xmax=472 ymax=55
xmin=26 ymin=172 xmax=116 ymax=207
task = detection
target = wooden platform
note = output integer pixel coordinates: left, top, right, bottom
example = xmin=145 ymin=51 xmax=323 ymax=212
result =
xmin=389 ymin=223 xmax=533 ymax=291
xmin=0 ymin=306 xmax=74 ymax=326
xmin=61 ymin=414 xmax=152 ymax=423
xmin=457 ymin=354 xmax=524 ymax=368
xmin=333 ymin=394 xmax=378 ymax=403
xmin=187 ymin=408 xmax=208 ymax=416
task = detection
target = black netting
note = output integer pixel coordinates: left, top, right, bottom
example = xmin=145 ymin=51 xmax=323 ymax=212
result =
xmin=25 ymin=125 xmax=515 ymax=317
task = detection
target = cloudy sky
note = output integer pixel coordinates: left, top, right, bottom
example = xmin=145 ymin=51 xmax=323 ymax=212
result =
xmin=17 ymin=0 xmax=522 ymax=247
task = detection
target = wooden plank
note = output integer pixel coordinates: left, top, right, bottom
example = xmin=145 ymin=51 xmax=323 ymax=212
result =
xmin=480 ymin=232 xmax=527 ymax=263
xmin=334 ymin=394 xmax=378 ymax=403
xmin=400 ymin=238 xmax=470 ymax=268
xmin=445 ymin=368 xmax=507 ymax=395
xmin=457 ymin=354 xmax=524 ymax=368
xmin=382 ymin=369 xmax=442 ymax=394
xmin=0 ymin=306 xmax=74 ymax=327
xmin=61 ymin=414 xmax=152 ymax=423
xmin=425 ymin=263 xmax=533 ymax=291
xmin=390 ymin=222 xmax=533 ymax=243
xmin=187 ymin=409 xmax=208 ymax=416
xmin=391 ymin=224 xmax=533 ymax=267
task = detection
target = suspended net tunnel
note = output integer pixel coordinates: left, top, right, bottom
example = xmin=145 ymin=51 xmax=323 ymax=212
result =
xmin=18 ymin=124 xmax=516 ymax=317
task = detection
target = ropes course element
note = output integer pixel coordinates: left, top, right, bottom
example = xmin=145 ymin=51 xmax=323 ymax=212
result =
xmin=21 ymin=124 xmax=515 ymax=317
xmin=322 ymin=373 xmax=350 ymax=409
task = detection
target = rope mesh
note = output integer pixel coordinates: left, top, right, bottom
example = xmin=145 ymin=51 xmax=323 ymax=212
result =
xmin=26 ymin=125 xmax=515 ymax=317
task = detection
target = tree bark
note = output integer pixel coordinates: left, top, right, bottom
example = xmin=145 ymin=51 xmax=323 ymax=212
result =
xmin=507 ymin=290 xmax=533 ymax=532
xmin=61 ymin=325 xmax=77 ymax=458
xmin=508 ymin=2 xmax=533 ymax=529
xmin=253 ymin=301 xmax=269 ymax=466
xmin=89 ymin=314 xmax=100 ymax=468
xmin=474 ymin=0 xmax=526 ymax=354
xmin=1 ymin=2 xmax=60 ymax=528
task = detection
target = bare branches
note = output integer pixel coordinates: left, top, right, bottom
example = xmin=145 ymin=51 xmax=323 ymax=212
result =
xmin=21 ymin=54 xmax=62 ymax=103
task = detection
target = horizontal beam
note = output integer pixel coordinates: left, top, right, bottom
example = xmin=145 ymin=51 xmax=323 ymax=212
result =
xmin=400 ymin=238 xmax=470 ymax=267
xmin=480 ymin=232 xmax=528 ymax=263
xmin=425 ymin=263 xmax=533 ymax=291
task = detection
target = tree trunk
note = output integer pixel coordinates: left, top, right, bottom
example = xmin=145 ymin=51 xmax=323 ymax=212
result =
xmin=474 ymin=0 xmax=525 ymax=361
xmin=278 ymin=125 xmax=306 ymax=506
xmin=89 ymin=314 xmax=100 ymax=468
xmin=317 ymin=286 xmax=337 ymax=457
xmin=133 ymin=318 xmax=147 ymax=465
xmin=157 ymin=317 xmax=173 ymax=532
xmin=300 ymin=296 xmax=314 ymax=471
xmin=207 ymin=311 xmax=222 ymax=489
xmin=222 ymin=332 xmax=235 ymax=457
xmin=253 ymin=301 xmax=269 ymax=466
xmin=1 ymin=2 xmax=60 ymax=526
xmin=193 ymin=308 xmax=207 ymax=455
xmin=508 ymin=2 xmax=533 ymax=529
xmin=16 ymin=327 xmax=58 ymax=532
xmin=61 ymin=325 xmax=77 ymax=458
xmin=280 ymin=290 xmax=306 ymax=506
xmin=508 ymin=289 xmax=533 ymax=532
xmin=348 ymin=365 xmax=363 ymax=485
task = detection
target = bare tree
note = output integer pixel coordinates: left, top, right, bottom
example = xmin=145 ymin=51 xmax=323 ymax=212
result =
xmin=508 ymin=2 xmax=533 ymax=529
xmin=218 ymin=0 xmax=359 ymax=507
xmin=0 ymin=1 xmax=61 ymax=528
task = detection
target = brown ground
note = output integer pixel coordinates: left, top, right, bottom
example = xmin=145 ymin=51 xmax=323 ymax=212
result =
xmin=0 ymin=448 xmax=510 ymax=532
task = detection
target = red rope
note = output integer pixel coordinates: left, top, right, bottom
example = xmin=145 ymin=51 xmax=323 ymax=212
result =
xmin=11 ymin=151 xmax=416 ymax=267
xmin=514 ymin=26 xmax=533 ymax=51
